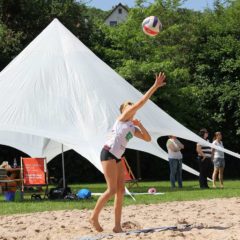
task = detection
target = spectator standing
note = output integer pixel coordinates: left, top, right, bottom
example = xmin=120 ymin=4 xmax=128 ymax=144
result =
xmin=212 ymin=132 xmax=225 ymax=188
xmin=196 ymin=128 xmax=212 ymax=189
xmin=167 ymin=136 xmax=184 ymax=188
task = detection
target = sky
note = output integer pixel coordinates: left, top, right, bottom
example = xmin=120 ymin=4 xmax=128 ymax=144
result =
xmin=85 ymin=0 xmax=215 ymax=11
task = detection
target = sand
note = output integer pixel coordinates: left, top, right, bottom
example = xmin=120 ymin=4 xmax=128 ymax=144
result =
xmin=0 ymin=197 xmax=239 ymax=240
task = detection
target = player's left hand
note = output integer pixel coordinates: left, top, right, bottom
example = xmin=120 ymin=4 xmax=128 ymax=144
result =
xmin=132 ymin=119 xmax=141 ymax=126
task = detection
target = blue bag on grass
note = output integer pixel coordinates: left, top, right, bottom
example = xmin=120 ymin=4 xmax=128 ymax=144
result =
xmin=4 ymin=191 xmax=15 ymax=201
xmin=77 ymin=189 xmax=91 ymax=199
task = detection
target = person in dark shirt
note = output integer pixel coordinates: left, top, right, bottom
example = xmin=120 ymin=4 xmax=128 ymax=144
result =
xmin=196 ymin=128 xmax=212 ymax=189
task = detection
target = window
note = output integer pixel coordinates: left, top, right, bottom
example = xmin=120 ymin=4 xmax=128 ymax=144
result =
xmin=110 ymin=21 xmax=117 ymax=26
xmin=118 ymin=8 xmax=122 ymax=14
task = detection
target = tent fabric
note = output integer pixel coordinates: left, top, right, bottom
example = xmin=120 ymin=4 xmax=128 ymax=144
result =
xmin=0 ymin=19 xmax=239 ymax=177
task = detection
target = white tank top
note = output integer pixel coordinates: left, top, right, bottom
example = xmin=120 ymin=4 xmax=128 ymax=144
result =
xmin=213 ymin=140 xmax=224 ymax=159
xmin=105 ymin=120 xmax=136 ymax=158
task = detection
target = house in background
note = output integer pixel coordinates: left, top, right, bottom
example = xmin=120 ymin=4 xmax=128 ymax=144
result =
xmin=104 ymin=3 xmax=128 ymax=26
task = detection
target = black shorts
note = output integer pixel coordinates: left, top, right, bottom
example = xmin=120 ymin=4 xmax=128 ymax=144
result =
xmin=100 ymin=147 xmax=121 ymax=163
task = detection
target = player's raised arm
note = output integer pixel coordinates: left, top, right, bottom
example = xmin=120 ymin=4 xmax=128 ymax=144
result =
xmin=119 ymin=72 xmax=166 ymax=121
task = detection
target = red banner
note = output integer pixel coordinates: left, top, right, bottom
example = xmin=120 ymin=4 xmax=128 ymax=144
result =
xmin=22 ymin=158 xmax=46 ymax=185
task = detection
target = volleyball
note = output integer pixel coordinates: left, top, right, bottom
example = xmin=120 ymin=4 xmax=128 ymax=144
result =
xmin=142 ymin=16 xmax=162 ymax=37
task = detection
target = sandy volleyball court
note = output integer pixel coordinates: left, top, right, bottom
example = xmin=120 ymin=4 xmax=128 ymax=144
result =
xmin=0 ymin=197 xmax=239 ymax=240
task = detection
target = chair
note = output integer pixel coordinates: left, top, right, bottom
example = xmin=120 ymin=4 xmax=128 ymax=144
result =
xmin=121 ymin=157 xmax=139 ymax=188
xmin=20 ymin=157 xmax=49 ymax=199
xmin=0 ymin=168 xmax=22 ymax=192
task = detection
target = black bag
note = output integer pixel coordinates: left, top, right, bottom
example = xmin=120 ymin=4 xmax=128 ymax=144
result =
xmin=48 ymin=187 xmax=71 ymax=200
xmin=31 ymin=194 xmax=42 ymax=201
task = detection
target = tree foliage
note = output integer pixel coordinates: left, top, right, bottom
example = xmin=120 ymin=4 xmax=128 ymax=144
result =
xmin=91 ymin=0 xmax=240 ymax=150
xmin=0 ymin=0 xmax=92 ymax=66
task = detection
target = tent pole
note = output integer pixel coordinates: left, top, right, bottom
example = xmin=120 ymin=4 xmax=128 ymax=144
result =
xmin=61 ymin=144 xmax=66 ymax=189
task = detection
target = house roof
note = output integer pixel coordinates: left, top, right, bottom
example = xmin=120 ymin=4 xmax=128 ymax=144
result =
xmin=104 ymin=3 xmax=129 ymax=21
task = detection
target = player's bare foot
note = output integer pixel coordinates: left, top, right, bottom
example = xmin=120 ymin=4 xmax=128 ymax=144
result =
xmin=113 ymin=226 xmax=123 ymax=233
xmin=89 ymin=217 xmax=103 ymax=232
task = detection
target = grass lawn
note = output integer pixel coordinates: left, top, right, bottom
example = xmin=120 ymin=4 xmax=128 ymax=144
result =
xmin=0 ymin=180 xmax=240 ymax=215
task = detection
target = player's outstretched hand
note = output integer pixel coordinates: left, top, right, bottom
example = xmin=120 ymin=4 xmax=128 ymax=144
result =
xmin=154 ymin=72 xmax=166 ymax=88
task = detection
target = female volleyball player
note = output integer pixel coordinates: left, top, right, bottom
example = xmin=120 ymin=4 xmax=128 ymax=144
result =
xmin=90 ymin=72 xmax=166 ymax=233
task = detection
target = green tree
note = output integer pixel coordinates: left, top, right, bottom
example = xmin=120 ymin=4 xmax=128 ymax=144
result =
xmin=0 ymin=0 xmax=92 ymax=69
xmin=0 ymin=22 xmax=23 ymax=69
xmin=188 ymin=0 xmax=240 ymax=149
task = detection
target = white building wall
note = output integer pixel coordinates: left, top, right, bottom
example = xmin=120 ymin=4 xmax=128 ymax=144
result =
xmin=105 ymin=6 xmax=128 ymax=26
